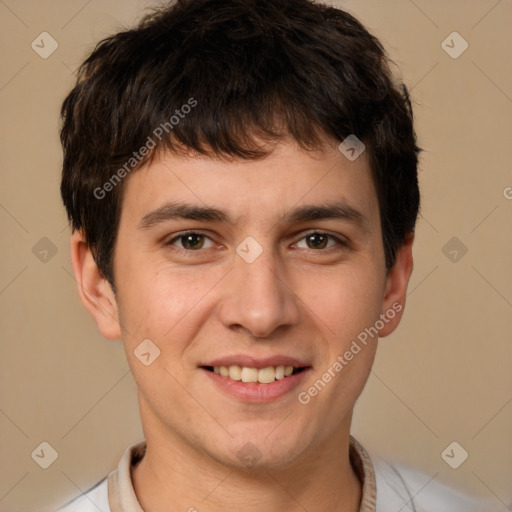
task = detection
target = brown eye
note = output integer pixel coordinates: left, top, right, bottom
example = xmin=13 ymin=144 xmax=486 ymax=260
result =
xmin=305 ymin=233 xmax=328 ymax=249
xmin=167 ymin=232 xmax=214 ymax=251
xmin=296 ymin=232 xmax=343 ymax=250
xmin=180 ymin=233 xmax=204 ymax=250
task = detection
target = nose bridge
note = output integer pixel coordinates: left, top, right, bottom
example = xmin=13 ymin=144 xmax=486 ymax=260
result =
xmin=238 ymin=239 xmax=281 ymax=295
xmin=219 ymin=236 xmax=299 ymax=337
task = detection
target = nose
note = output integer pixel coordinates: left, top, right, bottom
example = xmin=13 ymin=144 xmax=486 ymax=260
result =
xmin=218 ymin=243 xmax=301 ymax=339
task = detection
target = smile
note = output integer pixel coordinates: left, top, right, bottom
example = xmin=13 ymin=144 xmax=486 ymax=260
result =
xmin=205 ymin=365 xmax=306 ymax=384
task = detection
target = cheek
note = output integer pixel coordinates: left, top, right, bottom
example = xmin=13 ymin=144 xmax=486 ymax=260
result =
xmin=296 ymin=268 xmax=383 ymax=417
xmin=116 ymin=259 xmax=224 ymax=347
xmin=300 ymin=263 xmax=386 ymax=344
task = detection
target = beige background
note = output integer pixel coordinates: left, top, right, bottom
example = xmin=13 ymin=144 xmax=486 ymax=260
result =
xmin=1 ymin=0 xmax=511 ymax=511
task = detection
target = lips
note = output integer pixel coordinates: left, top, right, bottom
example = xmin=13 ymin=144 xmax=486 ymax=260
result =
xmin=201 ymin=364 xmax=311 ymax=403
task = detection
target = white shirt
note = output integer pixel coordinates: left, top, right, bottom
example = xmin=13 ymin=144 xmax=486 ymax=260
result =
xmin=56 ymin=436 xmax=493 ymax=512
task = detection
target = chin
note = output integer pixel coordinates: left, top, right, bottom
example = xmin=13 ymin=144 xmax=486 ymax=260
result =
xmin=209 ymin=429 xmax=310 ymax=472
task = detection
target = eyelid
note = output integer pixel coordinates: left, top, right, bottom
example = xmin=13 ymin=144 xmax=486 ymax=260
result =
xmin=295 ymin=230 xmax=348 ymax=249
xmin=165 ymin=230 xmax=215 ymax=248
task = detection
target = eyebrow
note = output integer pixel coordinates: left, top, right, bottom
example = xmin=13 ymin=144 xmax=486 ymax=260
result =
xmin=138 ymin=200 xmax=370 ymax=232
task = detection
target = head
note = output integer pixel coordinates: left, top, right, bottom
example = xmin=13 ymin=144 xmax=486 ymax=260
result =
xmin=61 ymin=0 xmax=420 ymax=470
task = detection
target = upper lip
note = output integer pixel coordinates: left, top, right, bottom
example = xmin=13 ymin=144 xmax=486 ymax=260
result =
xmin=202 ymin=354 xmax=311 ymax=369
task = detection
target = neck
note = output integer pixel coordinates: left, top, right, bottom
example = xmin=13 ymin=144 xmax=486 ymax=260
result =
xmin=132 ymin=412 xmax=362 ymax=512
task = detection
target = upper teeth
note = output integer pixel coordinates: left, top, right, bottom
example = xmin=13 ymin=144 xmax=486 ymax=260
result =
xmin=213 ymin=365 xmax=295 ymax=383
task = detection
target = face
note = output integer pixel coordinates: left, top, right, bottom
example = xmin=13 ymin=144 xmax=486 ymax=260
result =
xmin=74 ymin=138 xmax=413 ymax=471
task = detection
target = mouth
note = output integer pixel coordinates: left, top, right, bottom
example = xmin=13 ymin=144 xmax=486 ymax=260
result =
xmin=199 ymin=355 xmax=312 ymax=402
xmin=201 ymin=365 xmax=308 ymax=384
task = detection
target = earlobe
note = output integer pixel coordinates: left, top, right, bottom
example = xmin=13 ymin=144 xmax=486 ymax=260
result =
xmin=378 ymin=232 xmax=414 ymax=338
xmin=70 ymin=230 xmax=122 ymax=340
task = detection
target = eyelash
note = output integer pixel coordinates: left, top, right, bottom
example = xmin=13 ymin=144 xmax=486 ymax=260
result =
xmin=165 ymin=230 xmax=347 ymax=253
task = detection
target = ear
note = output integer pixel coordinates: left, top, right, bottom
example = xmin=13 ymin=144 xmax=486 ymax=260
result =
xmin=378 ymin=232 xmax=414 ymax=338
xmin=70 ymin=230 xmax=122 ymax=340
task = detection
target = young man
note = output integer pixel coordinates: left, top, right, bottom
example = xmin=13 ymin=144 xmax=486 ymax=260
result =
xmin=56 ymin=0 xmax=489 ymax=510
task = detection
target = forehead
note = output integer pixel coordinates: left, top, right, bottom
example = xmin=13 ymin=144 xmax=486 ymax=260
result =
xmin=119 ymin=140 xmax=379 ymax=232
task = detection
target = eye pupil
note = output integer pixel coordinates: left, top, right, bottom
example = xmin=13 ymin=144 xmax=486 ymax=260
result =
xmin=183 ymin=234 xmax=203 ymax=250
xmin=307 ymin=233 xmax=328 ymax=249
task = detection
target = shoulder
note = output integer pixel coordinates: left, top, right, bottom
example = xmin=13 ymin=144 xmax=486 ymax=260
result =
xmin=372 ymin=456 xmax=494 ymax=512
xmin=55 ymin=476 xmax=110 ymax=512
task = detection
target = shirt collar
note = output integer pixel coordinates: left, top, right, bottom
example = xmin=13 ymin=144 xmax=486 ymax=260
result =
xmin=108 ymin=435 xmax=377 ymax=512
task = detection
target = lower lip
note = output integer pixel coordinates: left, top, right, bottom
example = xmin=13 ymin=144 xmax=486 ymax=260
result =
xmin=201 ymin=368 xmax=310 ymax=403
